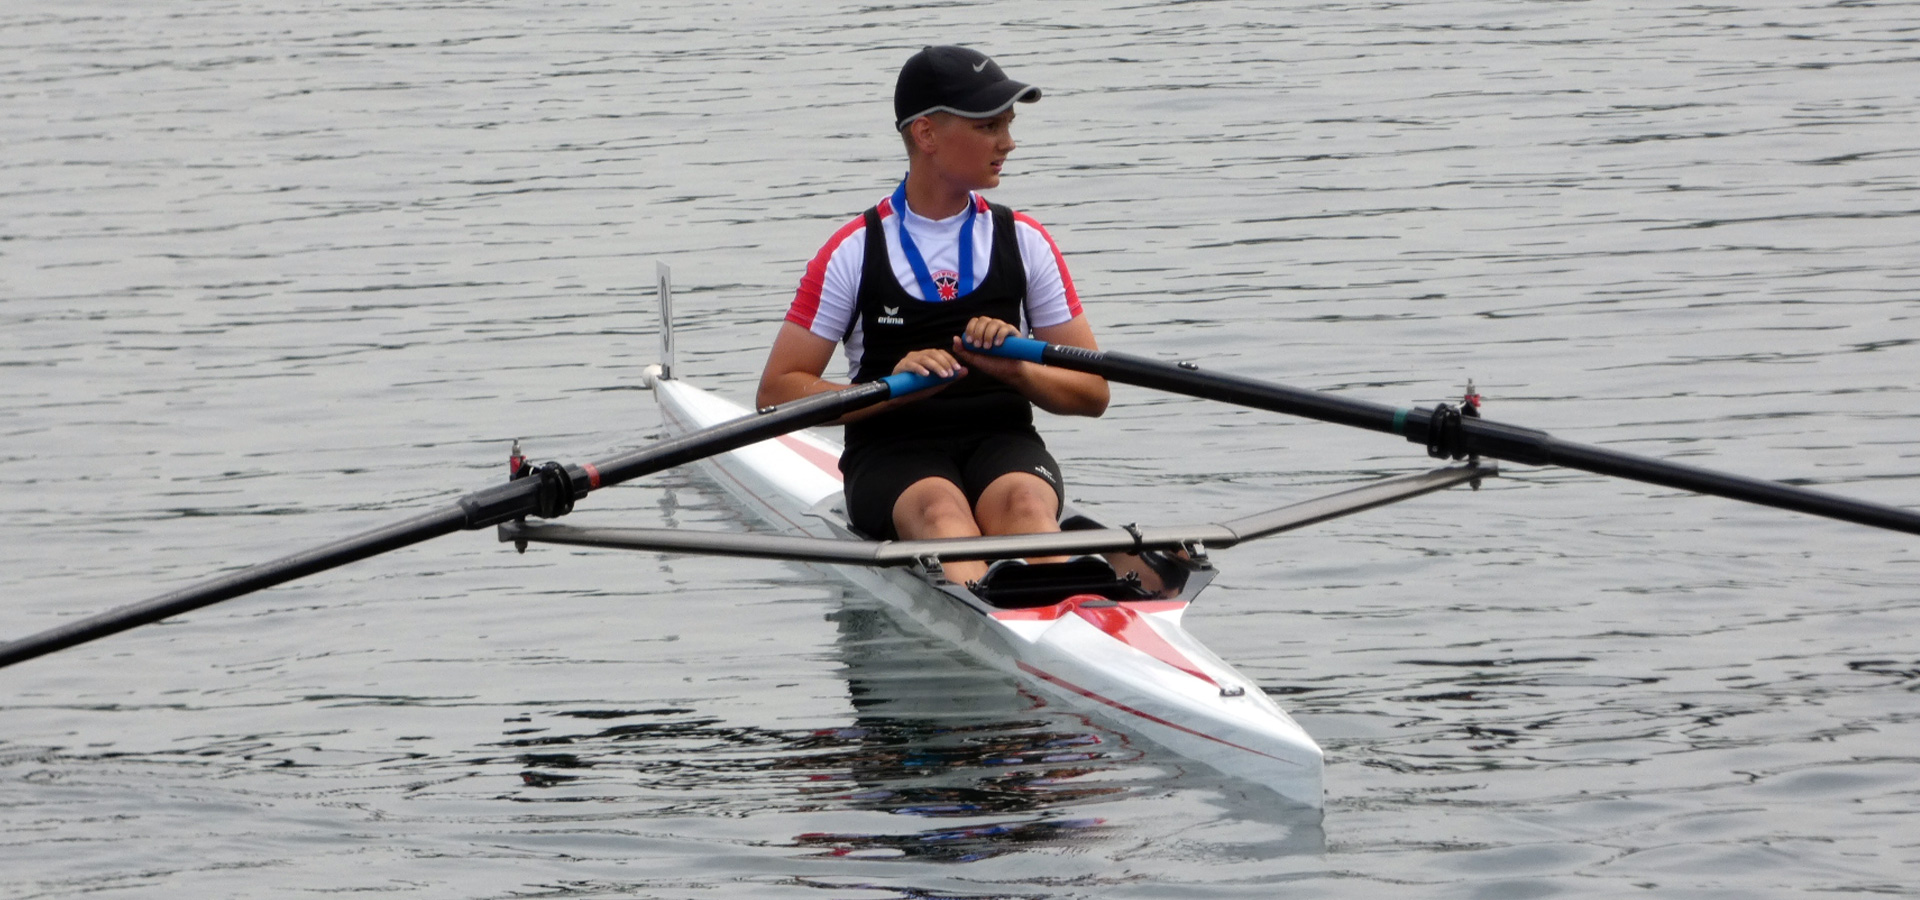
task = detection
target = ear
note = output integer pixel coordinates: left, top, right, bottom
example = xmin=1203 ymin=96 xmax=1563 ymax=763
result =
xmin=908 ymin=115 xmax=940 ymax=157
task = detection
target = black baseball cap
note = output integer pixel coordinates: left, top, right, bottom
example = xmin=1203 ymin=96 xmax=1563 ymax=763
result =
xmin=893 ymin=45 xmax=1041 ymax=132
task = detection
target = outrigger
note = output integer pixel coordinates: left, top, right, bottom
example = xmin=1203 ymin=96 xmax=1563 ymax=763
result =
xmin=494 ymin=276 xmax=1488 ymax=806
xmin=506 ymin=373 xmax=1484 ymax=807
xmin=5 ymin=268 xmax=1916 ymax=808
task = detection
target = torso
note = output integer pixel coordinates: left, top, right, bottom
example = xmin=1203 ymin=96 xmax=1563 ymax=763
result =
xmin=784 ymin=191 xmax=1083 ymax=380
xmin=843 ymin=200 xmax=1034 ymax=457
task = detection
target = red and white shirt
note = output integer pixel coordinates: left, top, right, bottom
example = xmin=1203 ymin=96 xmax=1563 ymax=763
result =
xmin=785 ymin=192 xmax=1082 ymax=378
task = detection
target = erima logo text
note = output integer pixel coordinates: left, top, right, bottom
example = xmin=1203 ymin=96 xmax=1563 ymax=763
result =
xmin=876 ymin=305 xmax=906 ymax=326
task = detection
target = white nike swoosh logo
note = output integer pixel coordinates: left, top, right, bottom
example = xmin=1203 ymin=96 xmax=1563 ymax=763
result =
xmin=973 ymin=59 xmax=989 ymax=72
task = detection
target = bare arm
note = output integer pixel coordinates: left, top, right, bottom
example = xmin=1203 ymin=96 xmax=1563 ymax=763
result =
xmin=756 ymin=321 xmax=959 ymax=423
xmin=757 ymin=321 xmax=841 ymax=408
xmin=955 ymin=314 xmax=1110 ymax=417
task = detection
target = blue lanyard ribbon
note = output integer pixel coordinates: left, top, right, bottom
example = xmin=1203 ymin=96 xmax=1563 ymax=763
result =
xmin=891 ymin=179 xmax=975 ymax=302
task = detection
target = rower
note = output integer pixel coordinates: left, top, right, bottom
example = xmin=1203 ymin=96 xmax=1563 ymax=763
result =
xmin=756 ymin=44 xmax=1109 ymax=584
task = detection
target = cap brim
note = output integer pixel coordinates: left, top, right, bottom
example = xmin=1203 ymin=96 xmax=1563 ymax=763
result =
xmin=896 ymin=83 xmax=1041 ymax=131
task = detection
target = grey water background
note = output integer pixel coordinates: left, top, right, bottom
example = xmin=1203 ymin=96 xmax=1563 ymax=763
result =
xmin=4 ymin=0 xmax=1918 ymax=896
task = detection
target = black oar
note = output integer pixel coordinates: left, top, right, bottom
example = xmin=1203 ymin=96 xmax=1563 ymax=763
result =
xmin=0 ymin=371 xmax=950 ymax=670
xmin=979 ymin=336 xmax=1920 ymax=536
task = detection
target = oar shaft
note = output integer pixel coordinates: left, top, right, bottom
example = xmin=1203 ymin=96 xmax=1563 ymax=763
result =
xmin=1038 ymin=342 xmax=1408 ymax=434
xmin=581 ymin=376 xmax=908 ymax=491
xmin=1541 ymin=439 xmax=1920 ymax=535
xmin=0 ymin=508 xmax=467 ymax=669
xmin=987 ymin=336 xmax=1920 ymax=536
xmin=1 ymin=374 xmax=940 ymax=670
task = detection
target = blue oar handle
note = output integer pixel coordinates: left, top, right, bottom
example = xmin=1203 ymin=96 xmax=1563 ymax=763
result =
xmin=879 ymin=369 xmax=959 ymax=397
xmin=881 ymin=337 xmax=1054 ymax=396
xmin=965 ymin=334 xmax=1050 ymax=363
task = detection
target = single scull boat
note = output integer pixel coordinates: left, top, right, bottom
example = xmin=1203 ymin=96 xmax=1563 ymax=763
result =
xmin=501 ymin=273 xmax=1490 ymax=806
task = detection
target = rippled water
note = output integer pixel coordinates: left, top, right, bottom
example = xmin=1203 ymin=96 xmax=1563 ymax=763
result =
xmin=4 ymin=1 xmax=1918 ymax=897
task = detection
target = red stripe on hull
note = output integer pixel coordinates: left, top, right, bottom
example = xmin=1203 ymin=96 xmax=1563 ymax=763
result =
xmin=991 ymin=599 xmax=1186 ymax=622
xmin=1073 ymin=601 xmax=1216 ymax=686
xmin=1016 ymin=661 xmax=1299 ymax=765
xmin=995 ymin=596 xmax=1214 ymax=686
xmin=775 ymin=434 xmax=843 ymax=481
xmin=658 ymin=399 xmax=822 ymax=536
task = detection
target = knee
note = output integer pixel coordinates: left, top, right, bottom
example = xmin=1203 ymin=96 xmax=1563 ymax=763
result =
xmin=918 ymin=495 xmax=977 ymax=530
xmin=978 ymin=477 xmax=1059 ymax=531
xmin=892 ymin=479 xmax=979 ymax=539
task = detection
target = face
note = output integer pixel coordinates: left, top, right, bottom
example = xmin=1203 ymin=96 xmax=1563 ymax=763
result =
xmin=916 ymin=109 xmax=1018 ymax=191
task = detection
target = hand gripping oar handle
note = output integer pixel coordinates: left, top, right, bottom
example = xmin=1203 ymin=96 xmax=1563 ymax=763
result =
xmin=0 ymin=372 xmax=951 ymax=670
xmin=981 ymin=336 xmax=1920 ymax=536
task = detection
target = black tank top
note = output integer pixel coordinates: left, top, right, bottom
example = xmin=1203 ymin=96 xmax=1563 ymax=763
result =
xmin=843 ymin=201 xmax=1034 ymax=464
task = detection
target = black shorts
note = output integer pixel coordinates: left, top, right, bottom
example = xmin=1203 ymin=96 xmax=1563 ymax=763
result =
xmin=842 ymin=430 xmax=1065 ymax=539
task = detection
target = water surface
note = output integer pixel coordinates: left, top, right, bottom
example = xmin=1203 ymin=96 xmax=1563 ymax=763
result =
xmin=4 ymin=1 xmax=1917 ymax=897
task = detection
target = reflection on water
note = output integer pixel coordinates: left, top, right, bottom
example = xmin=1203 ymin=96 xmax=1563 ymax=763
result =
xmin=790 ymin=607 xmax=1124 ymax=863
xmin=496 ymin=603 xmax=1138 ymax=862
xmin=795 ymin=818 xmax=1107 ymax=864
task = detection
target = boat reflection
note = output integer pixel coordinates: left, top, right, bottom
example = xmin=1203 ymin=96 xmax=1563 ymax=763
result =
xmin=773 ymin=602 xmax=1130 ymax=860
xmin=496 ymin=595 xmax=1138 ymax=858
xmin=496 ymin=496 xmax=1320 ymax=861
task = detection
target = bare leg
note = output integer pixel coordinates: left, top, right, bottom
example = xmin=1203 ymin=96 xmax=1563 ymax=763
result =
xmin=891 ymin=476 xmax=988 ymax=584
xmin=973 ymin=472 xmax=1066 ymax=564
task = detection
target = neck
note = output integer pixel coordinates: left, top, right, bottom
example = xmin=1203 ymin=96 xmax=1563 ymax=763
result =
xmin=902 ymin=168 xmax=971 ymax=220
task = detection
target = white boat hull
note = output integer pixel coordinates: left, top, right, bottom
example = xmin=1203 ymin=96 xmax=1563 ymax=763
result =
xmin=649 ymin=375 xmax=1323 ymax=806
